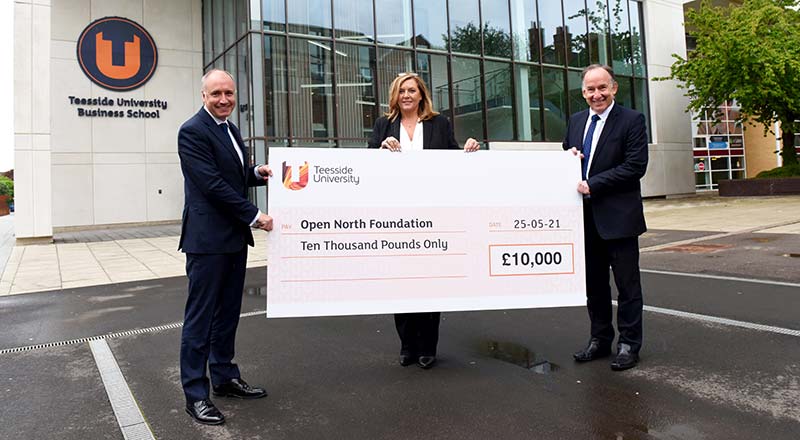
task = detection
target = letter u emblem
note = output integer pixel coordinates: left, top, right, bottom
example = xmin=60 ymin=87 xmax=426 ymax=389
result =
xmin=282 ymin=161 xmax=309 ymax=191
xmin=95 ymin=32 xmax=141 ymax=79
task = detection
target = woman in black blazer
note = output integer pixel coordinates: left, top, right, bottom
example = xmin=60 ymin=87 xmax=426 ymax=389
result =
xmin=368 ymin=72 xmax=479 ymax=369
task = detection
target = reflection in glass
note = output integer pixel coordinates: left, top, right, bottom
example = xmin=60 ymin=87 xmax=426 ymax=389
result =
xmin=539 ymin=3 xmax=566 ymax=65
xmin=711 ymin=170 xmax=729 ymax=186
xmin=615 ymin=76 xmax=633 ymax=110
xmin=224 ymin=0 xmax=236 ymax=49
xmin=451 ymin=57 xmax=484 ymax=141
xmin=731 ymin=170 xmax=745 ymax=180
xmin=609 ymin=0 xmax=632 ymax=76
xmin=588 ymin=0 xmax=610 ymax=65
xmin=730 ymin=136 xmax=743 ymax=149
xmin=485 ymin=61 xmax=514 ymax=140
xmin=449 ymin=0 xmax=481 ymax=56
xmin=563 ymin=0 xmax=589 ymax=68
xmin=265 ymin=36 xmax=288 ymax=138
xmin=287 ymin=0 xmax=332 ymax=37
xmin=213 ymin=0 xmax=224 ymax=57
xmin=481 ymin=0 xmax=512 ymax=58
xmin=288 ymin=38 xmax=334 ymax=138
xmin=567 ymin=70 xmax=584 ymax=117
xmin=264 ymin=0 xmax=286 ymax=31
xmin=377 ymin=48 xmax=414 ymax=113
xmin=710 ymin=156 xmax=730 ymax=170
xmin=414 ymin=0 xmax=448 ymax=50
xmin=334 ymin=0 xmax=374 ymax=42
xmin=236 ymin=0 xmax=249 ymax=36
xmin=695 ymin=170 xmax=710 ymax=188
xmin=515 ymin=64 xmax=542 ymax=141
xmin=542 ymin=67 xmax=567 ymax=141
xmin=511 ymin=0 xmax=539 ymax=62
xmin=629 ymin=0 xmax=646 ymax=77
xmin=375 ymin=0 xmax=412 ymax=46
xmin=335 ymin=43 xmax=377 ymax=141
xmin=417 ymin=52 xmax=450 ymax=117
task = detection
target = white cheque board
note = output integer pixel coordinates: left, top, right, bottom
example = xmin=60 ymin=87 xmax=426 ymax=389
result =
xmin=266 ymin=148 xmax=585 ymax=318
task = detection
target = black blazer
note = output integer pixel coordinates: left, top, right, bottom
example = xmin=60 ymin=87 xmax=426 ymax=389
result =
xmin=563 ymin=103 xmax=648 ymax=240
xmin=177 ymin=108 xmax=266 ymax=253
xmin=368 ymin=114 xmax=459 ymax=150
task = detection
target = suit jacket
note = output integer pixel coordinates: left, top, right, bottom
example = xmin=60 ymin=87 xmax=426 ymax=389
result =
xmin=178 ymin=108 xmax=266 ymax=254
xmin=368 ymin=114 xmax=459 ymax=150
xmin=563 ymin=103 xmax=648 ymax=240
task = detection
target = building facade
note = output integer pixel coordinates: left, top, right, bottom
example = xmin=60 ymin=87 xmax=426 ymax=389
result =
xmin=14 ymin=0 xmax=694 ymax=242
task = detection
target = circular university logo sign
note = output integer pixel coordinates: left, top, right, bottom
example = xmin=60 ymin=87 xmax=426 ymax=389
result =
xmin=77 ymin=17 xmax=158 ymax=91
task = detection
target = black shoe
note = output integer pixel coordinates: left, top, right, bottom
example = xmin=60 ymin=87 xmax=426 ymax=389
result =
xmin=573 ymin=338 xmax=612 ymax=362
xmin=417 ymin=355 xmax=437 ymax=369
xmin=399 ymin=353 xmax=414 ymax=366
xmin=610 ymin=343 xmax=639 ymax=371
xmin=212 ymin=378 xmax=268 ymax=399
xmin=185 ymin=399 xmax=225 ymax=425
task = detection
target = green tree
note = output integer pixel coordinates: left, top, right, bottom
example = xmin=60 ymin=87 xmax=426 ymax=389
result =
xmin=445 ymin=23 xmax=512 ymax=59
xmin=663 ymin=0 xmax=800 ymax=167
xmin=0 ymin=176 xmax=13 ymax=204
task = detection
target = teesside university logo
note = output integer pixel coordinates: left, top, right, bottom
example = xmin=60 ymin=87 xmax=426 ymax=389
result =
xmin=77 ymin=17 xmax=158 ymax=91
xmin=282 ymin=161 xmax=310 ymax=191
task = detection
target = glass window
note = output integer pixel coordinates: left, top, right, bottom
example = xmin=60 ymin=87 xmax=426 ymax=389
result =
xmin=634 ymin=77 xmax=649 ymax=134
xmin=485 ymin=61 xmax=514 ymax=140
xmin=693 ymin=157 xmax=708 ymax=172
xmin=511 ymin=0 xmax=539 ymax=62
xmin=287 ymin=0 xmax=332 ymax=37
xmin=539 ymin=1 xmax=565 ymax=65
xmin=335 ymin=43 xmax=377 ymax=141
xmin=629 ymin=0 xmax=646 ymax=77
xmin=610 ymin=0 xmax=633 ymax=76
xmin=377 ymin=48 xmax=414 ymax=114
xmin=711 ymin=171 xmax=729 ymax=187
xmin=730 ymin=136 xmax=744 ymax=149
xmin=236 ymin=0 xmax=249 ymax=37
xmin=695 ymin=170 xmax=710 ymax=188
xmin=375 ymin=0 xmax=412 ymax=46
xmin=710 ymin=156 xmax=730 ymax=170
xmin=265 ymin=35 xmax=288 ymax=138
xmin=264 ymin=0 xmax=285 ymax=31
xmin=416 ymin=52 xmax=450 ymax=116
xmin=567 ymin=70 xmax=584 ymax=117
xmin=514 ymin=64 xmax=543 ymax=141
xmin=414 ymin=0 xmax=448 ymax=50
xmin=542 ymin=67 xmax=567 ymax=142
xmin=224 ymin=0 xmax=236 ymax=49
xmin=288 ymin=38 xmax=334 ymax=138
xmin=563 ymin=0 xmax=589 ymax=68
xmin=451 ymin=56 xmax=484 ymax=141
xmin=588 ymin=0 xmax=610 ymax=65
xmin=213 ymin=0 xmax=224 ymax=57
xmin=334 ymin=0 xmax=374 ymax=42
xmin=615 ymin=76 xmax=633 ymax=110
xmin=236 ymin=39 xmax=251 ymax=139
xmin=203 ymin=0 xmax=213 ymax=66
xmin=481 ymin=0 xmax=512 ymax=58
xmin=449 ymin=0 xmax=481 ymax=56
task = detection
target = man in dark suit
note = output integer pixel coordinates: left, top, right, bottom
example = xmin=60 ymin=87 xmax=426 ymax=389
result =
xmin=563 ymin=64 xmax=648 ymax=371
xmin=178 ymin=69 xmax=273 ymax=425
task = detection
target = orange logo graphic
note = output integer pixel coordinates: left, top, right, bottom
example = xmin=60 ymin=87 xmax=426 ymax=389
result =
xmin=282 ymin=161 xmax=309 ymax=191
xmin=77 ymin=17 xmax=157 ymax=91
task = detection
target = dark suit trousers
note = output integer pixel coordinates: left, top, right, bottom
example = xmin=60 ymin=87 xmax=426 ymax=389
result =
xmin=180 ymin=249 xmax=248 ymax=402
xmin=583 ymin=201 xmax=643 ymax=353
xmin=394 ymin=312 xmax=440 ymax=356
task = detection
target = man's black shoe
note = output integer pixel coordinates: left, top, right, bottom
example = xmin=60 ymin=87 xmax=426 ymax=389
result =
xmin=610 ymin=343 xmax=639 ymax=371
xmin=399 ymin=353 xmax=414 ymax=366
xmin=417 ymin=355 xmax=437 ymax=369
xmin=573 ymin=338 xmax=612 ymax=362
xmin=186 ymin=399 xmax=225 ymax=425
xmin=212 ymin=378 xmax=268 ymax=399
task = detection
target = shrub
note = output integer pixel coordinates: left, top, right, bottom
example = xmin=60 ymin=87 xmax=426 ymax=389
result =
xmin=755 ymin=164 xmax=800 ymax=178
xmin=0 ymin=176 xmax=12 ymax=200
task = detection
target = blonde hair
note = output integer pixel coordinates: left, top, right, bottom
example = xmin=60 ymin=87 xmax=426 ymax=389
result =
xmin=385 ymin=73 xmax=439 ymax=122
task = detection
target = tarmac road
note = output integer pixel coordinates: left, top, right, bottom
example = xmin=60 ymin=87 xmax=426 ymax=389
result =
xmin=1 ymin=251 xmax=798 ymax=439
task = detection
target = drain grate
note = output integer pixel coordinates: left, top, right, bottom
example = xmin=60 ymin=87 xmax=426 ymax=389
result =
xmin=0 ymin=310 xmax=267 ymax=355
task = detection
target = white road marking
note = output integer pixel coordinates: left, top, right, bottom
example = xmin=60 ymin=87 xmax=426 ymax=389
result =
xmin=89 ymin=339 xmax=155 ymax=440
xmin=642 ymin=268 xmax=800 ymax=288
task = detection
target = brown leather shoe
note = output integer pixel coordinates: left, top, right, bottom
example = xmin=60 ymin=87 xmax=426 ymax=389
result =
xmin=185 ymin=399 xmax=225 ymax=425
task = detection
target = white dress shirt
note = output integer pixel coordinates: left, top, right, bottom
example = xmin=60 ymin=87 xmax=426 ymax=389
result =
xmin=399 ymin=120 xmax=424 ymax=151
xmin=582 ymin=101 xmax=615 ymax=176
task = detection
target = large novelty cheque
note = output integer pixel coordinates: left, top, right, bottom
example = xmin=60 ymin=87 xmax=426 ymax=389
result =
xmin=266 ymin=148 xmax=585 ymax=318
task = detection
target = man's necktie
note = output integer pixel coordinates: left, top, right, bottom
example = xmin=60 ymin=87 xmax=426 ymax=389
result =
xmin=582 ymin=114 xmax=600 ymax=180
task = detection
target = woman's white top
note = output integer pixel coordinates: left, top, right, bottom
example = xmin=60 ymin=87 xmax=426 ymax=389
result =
xmin=399 ymin=120 xmax=423 ymax=151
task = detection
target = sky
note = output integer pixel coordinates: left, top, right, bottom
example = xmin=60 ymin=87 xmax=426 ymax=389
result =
xmin=1 ymin=0 xmax=13 ymax=172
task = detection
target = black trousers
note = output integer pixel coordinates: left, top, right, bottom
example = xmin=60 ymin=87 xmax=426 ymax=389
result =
xmin=583 ymin=202 xmax=643 ymax=353
xmin=180 ymin=249 xmax=248 ymax=403
xmin=394 ymin=312 xmax=441 ymax=356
